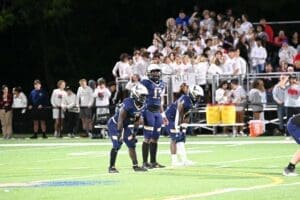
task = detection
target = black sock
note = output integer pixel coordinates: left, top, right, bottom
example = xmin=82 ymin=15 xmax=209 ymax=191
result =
xmin=287 ymin=162 xmax=296 ymax=170
xmin=109 ymin=148 xmax=118 ymax=168
xmin=142 ymin=142 xmax=149 ymax=163
xmin=150 ymin=142 xmax=157 ymax=164
xmin=132 ymin=160 xmax=138 ymax=166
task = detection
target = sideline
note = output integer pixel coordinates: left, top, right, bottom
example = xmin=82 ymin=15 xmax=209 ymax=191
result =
xmin=0 ymin=140 xmax=295 ymax=147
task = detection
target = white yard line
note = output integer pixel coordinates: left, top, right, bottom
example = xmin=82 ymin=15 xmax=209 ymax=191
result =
xmin=0 ymin=140 xmax=295 ymax=147
xmin=0 ymin=146 xmax=69 ymax=152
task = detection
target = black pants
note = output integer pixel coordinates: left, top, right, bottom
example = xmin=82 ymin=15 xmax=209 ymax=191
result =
xmin=286 ymin=107 xmax=300 ymax=136
xmin=64 ymin=111 xmax=80 ymax=134
xmin=12 ymin=108 xmax=26 ymax=133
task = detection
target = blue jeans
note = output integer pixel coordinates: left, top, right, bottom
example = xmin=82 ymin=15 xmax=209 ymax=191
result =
xmin=256 ymin=64 xmax=265 ymax=73
xmin=277 ymin=104 xmax=285 ymax=130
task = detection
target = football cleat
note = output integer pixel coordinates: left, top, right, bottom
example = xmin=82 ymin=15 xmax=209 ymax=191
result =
xmin=133 ymin=166 xmax=148 ymax=172
xmin=283 ymin=167 xmax=298 ymax=177
xmin=172 ymin=161 xmax=184 ymax=167
xmin=142 ymin=162 xmax=153 ymax=169
xmin=183 ymin=160 xmax=195 ymax=166
xmin=30 ymin=134 xmax=38 ymax=139
xmin=108 ymin=167 xmax=119 ymax=173
xmin=150 ymin=162 xmax=165 ymax=168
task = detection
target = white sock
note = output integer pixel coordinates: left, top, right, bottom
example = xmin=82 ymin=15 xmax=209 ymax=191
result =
xmin=176 ymin=142 xmax=187 ymax=162
xmin=171 ymin=154 xmax=178 ymax=163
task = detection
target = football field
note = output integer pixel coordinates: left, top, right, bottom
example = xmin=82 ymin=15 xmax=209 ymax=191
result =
xmin=0 ymin=136 xmax=299 ymax=200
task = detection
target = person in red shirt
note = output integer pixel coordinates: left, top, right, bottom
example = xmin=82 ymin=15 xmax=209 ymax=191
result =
xmin=274 ymin=30 xmax=288 ymax=47
xmin=259 ymin=18 xmax=274 ymax=42
xmin=294 ymin=53 xmax=300 ymax=71
xmin=0 ymin=85 xmax=13 ymax=139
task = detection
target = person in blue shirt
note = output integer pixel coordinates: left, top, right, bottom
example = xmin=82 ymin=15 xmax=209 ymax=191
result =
xmin=140 ymin=64 xmax=168 ymax=168
xmin=108 ymin=84 xmax=148 ymax=173
xmin=283 ymin=113 xmax=300 ymax=176
xmin=165 ymin=85 xmax=203 ymax=167
xmin=175 ymin=10 xmax=190 ymax=26
xmin=28 ymin=79 xmax=50 ymax=139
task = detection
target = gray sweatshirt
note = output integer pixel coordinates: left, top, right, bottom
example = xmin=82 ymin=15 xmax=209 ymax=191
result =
xmin=76 ymin=86 xmax=94 ymax=107
xmin=231 ymin=85 xmax=247 ymax=111
xmin=272 ymin=84 xmax=285 ymax=105
xmin=248 ymin=88 xmax=263 ymax=112
xmin=284 ymin=84 xmax=300 ymax=107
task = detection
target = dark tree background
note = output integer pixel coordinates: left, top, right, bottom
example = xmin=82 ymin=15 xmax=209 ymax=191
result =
xmin=0 ymin=0 xmax=298 ymax=93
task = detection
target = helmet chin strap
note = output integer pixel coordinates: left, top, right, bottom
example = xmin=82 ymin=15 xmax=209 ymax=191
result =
xmin=134 ymin=100 xmax=143 ymax=108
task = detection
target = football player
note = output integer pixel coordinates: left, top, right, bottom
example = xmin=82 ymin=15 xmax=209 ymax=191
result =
xmin=165 ymin=85 xmax=203 ymax=166
xmin=141 ymin=64 xmax=168 ymax=168
xmin=108 ymin=84 xmax=148 ymax=173
xmin=283 ymin=113 xmax=300 ymax=176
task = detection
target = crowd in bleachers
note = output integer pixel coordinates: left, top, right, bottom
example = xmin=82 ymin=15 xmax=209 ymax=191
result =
xmin=1 ymin=7 xmax=300 ymax=139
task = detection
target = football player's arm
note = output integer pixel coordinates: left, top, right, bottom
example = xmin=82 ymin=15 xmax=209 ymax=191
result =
xmin=175 ymin=101 xmax=185 ymax=129
xmin=133 ymin=115 xmax=142 ymax=137
xmin=117 ymin=107 xmax=127 ymax=139
xmin=160 ymin=88 xmax=169 ymax=125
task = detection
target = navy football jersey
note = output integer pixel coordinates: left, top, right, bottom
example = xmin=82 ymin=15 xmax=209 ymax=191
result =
xmin=165 ymin=95 xmax=193 ymax=121
xmin=141 ymin=79 xmax=165 ymax=109
xmin=113 ymin=98 xmax=144 ymax=127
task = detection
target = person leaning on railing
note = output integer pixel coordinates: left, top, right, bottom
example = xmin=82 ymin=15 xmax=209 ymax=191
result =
xmin=248 ymin=79 xmax=266 ymax=123
xmin=62 ymin=86 xmax=80 ymax=138
xmin=272 ymin=81 xmax=286 ymax=134
xmin=230 ymin=79 xmax=247 ymax=136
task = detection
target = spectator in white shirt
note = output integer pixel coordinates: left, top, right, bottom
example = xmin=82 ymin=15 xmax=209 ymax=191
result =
xmin=207 ymin=52 xmax=224 ymax=84
xmin=12 ymin=86 xmax=27 ymax=134
xmin=240 ymin=14 xmax=252 ymax=34
xmin=113 ymin=53 xmax=132 ymax=101
xmin=234 ymin=19 xmax=244 ymax=36
xmin=51 ymin=80 xmax=67 ymax=138
xmin=147 ymin=39 xmax=161 ymax=57
xmin=235 ymin=49 xmax=247 ymax=77
xmin=173 ymin=55 xmax=185 ymax=75
xmin=62 ymin=86 xmax=80 ymax=138
xmin=125 ymin=74 xmax=141 ymax=91
xmin=278 ymin=42 xmax=297 ymax=65
xmin=132 ymin=51 xmax=150 ymax=79
xmin=215 ymin=80 xmax=231 ymax=104
xmin=161 ymin=40 xmax=173 ymax=57
xmin=193 ymin=38 xmax=204 ymax=55
xmin=200 ymin=10 xmax=215 ymax=34
xmin=76 ymin=79 xmax=94 ymax=137
xmin=223 ymin=48 xmax=236 ymax=75
xmin=112 ymin=53 xmax=131 ymax=79
xmin=94 ymin=78 xmax=111 ymax=128
xmin=230 ymin=79 xmax=247 ymax=135
xmin=160 ymin=57 xmax=174 ymax=75
xmin=215 ymin=80 xmax=232 ymax=134
xmin=194 ymin=55 xmax=209 ymax=86
xmin=250 ymin=38 xmax=267 ymax=73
